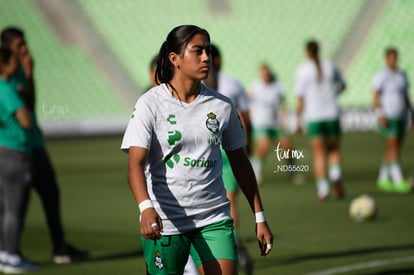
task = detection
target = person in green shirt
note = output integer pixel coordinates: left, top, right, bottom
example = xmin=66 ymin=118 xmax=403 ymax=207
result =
xmin=1 ymin=27 xmax=88 ymax=264
xmin=0 ymin=46 xmax=38 ymax=273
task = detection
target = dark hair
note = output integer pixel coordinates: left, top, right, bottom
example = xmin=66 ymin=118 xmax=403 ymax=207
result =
xmin=210 ymin=44 xmax=221 ymax=60
xmin=1 ymin=27 xmax=24 ymax=47
xmin=385 ymin=47 xmax=398 ymax=56
xmin=306 ymin=40 xmax=319 ymax=57
xmin=155 ymin=25 xmax=210 ymax=85
xmin=0 ymin=47 xmax=13 ymax=65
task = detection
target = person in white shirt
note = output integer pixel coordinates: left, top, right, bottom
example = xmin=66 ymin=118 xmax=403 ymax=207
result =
xmin=121 ymin=25 xmax=273 ymax=275
xmin=249 ymin=64 xmax=304 ymax=185
xmin=373 ymin=47 xmax=414 ymax=193
xmin=295 ymin=40 xmax=346 ymax=201
xmin=203 ymin=43 xmax=254 ymax=274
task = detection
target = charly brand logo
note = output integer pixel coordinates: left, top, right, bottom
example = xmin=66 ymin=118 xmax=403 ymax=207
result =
xmin=166 ymin=114 xmax=177 ymax=125
xmin=205 ymin=112 xmax=219 ymax=133
xmin=273 ymin=142 xmax=309 ymax=173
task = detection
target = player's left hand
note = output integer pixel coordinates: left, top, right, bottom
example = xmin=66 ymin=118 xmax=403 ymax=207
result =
xmin=256 ymin=222 xmax=274 ymax=256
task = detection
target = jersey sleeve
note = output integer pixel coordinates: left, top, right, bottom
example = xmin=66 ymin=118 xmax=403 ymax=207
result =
xmin=372 ymin=71 xmax=384 ymax=92
xmin=1 ymin=86 xmax=25 ymax=117
xmin=221 ymin=104 xmax=245 ymax=151
xmin=294 ymin=67 xmax=306 ymax=96
xmin=235 ymin=83 xmax=250 ymax=112
xmin=121 ymin=96 xmax=154 ymax=152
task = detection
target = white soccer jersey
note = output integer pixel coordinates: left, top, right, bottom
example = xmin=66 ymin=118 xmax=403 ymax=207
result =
xmin=121 ymin=83 xmax=245 ymax=235
xmin=217 ymin=73 xmax=250 ymax=112
xmin=249 ymin=80 xmax=284 ymax=128
xmin=295 ymin=60 xmax=345 ymax=122
xmin=372 ymin=67 xmax=409 ymax=120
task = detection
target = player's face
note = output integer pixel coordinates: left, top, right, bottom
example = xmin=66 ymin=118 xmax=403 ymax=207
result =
xmin=177 ymin=34 xmax=211 ymax=81
xmin=9 ymin=37 xmax=26 ymax=55
xmin=386 ymin=52 xmax=398 ymax=69
xmin=260 ymin=66 xmax=272 ymax=83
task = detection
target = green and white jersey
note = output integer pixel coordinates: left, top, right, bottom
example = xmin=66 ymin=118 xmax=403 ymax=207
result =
xmin=372 ymin=67 xmax=409 ymax=120
xmin=249 ymin=80 xmax=284 ymax=128
xmin=217 ymin=73 xmax=250 ymax=112
xmin=295 ymin=60 xmax=345 ymax=123
xmin=121 ymin=83 xmax=245 ymax=235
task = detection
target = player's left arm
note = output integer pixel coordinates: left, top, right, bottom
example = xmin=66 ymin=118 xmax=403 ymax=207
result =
xmin=238 ymin=110 xmax=252 ymax=155
xmin=226 ymin=147 xmax=274 ymax=256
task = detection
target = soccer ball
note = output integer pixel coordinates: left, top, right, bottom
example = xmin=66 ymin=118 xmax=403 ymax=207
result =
xmin=349 ymin=194 xmax=376 ymax=222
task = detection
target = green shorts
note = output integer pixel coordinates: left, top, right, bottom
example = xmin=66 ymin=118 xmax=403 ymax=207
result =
xmin=221 ymin=148 xmax=238 ymax=193
xmin=253 ymin=127 xmax=280 ymax=139
xmin=141 ymin=219 xmax=237 ymax=274
xmin=378 ymin=119 xmax=406 ymax=140
xmin=307 ymin=119 xmax=341 ymax=139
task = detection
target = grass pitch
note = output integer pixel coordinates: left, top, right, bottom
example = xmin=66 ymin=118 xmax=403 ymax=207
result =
xmin=22 ymin=131 xmax=414 ymax=274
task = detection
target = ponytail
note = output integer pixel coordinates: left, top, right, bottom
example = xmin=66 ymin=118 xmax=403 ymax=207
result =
xmin=306 ymin=40 xmax=322 ymax=81
xmin=155 ymin=41 xmax=174 ymax=85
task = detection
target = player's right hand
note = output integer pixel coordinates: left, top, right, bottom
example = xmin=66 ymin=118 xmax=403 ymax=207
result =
xmin=140 ymin=208 xmax=163 ymax=240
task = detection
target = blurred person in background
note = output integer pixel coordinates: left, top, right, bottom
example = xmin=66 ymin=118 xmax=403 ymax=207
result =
xmin=249 ymin=64 xmax=304 ymax=185
xmin=373 ymin=47 xmax=414 ymax=193
xmin=203 ymin=44 xmax=254 ymax=274
xmin=146 ymin=54 xmax=158 ymax=91
xmin=1 ymin=27 xmax=88 ymax=264
xmin=295 ymin=40 xmax=346 ymax=201
xmin=122 ymin=25 xmax=273 ymax=275
xmin=0 ymin=46 xmax=37 ymax=273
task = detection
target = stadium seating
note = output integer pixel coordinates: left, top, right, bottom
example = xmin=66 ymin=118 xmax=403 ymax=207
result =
xmin=2 ymin=0 xmax=412 ymax=135
xmin=78 ymin=0 xmax=365 ymax=107
xmin=341 ymin=0 xmax=414 ymax=106
xmin=0 ymin=0 xmax=129 ymax=125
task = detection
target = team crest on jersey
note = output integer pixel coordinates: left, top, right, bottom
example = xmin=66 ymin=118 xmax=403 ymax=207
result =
xmin=206 ymin=112 xmax=219 ymax=133
xmin=154 ymin=251 xmax=164 ymax=270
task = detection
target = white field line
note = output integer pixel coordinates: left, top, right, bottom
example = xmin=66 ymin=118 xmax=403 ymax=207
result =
xmin=306 ymin=255 xmax=414 ymax=275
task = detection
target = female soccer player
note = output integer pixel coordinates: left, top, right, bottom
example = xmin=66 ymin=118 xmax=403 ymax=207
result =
xmin=249 ymin=64 xmax=303 ymax=185
xmin=121 ymin=25 xmax=273 ymax=274
xmin=295 ymin=40 xmax=346 ymax=201
xmin=373 ymin=48 xmax=413 ymax=193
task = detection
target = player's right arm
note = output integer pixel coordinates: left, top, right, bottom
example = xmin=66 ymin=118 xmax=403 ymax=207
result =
xmin=373 ymin=89 xmax=388 ymax=127
xmin=128 ymin=146 xmax=163 ymax=240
